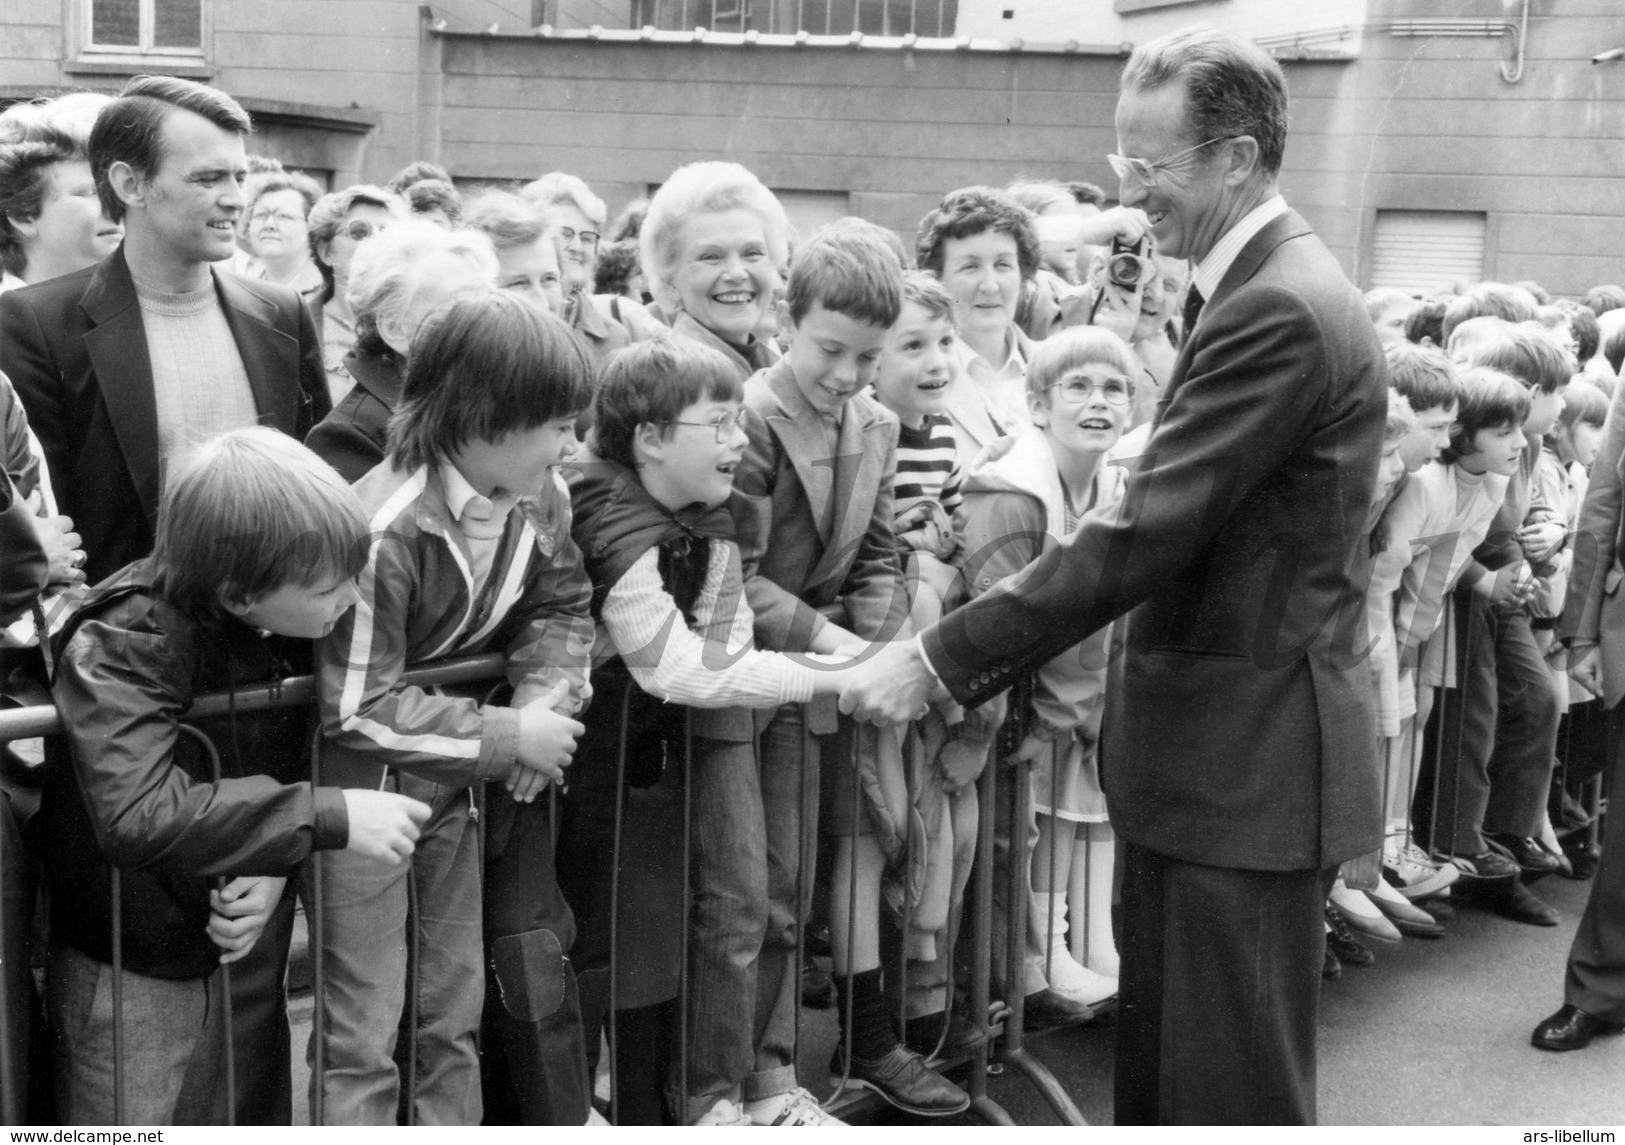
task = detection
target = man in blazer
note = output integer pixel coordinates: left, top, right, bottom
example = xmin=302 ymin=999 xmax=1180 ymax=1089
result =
xmin=842 ymin=27 xmax=1387 ymax=1124
xmin=0 ymin=76 xmax=328 ymax=587
xmin=731 ymin=342 xmax=913 ymax=1121
xmin=1534 ymin=372 xmax=1625 ymax=1050
xmin=0 ymin=76 xmax=327 ymax=1125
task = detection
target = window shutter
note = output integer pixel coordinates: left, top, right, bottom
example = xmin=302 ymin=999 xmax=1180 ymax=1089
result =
xmin=1370 ymin=210 xmax=1486 ymax=295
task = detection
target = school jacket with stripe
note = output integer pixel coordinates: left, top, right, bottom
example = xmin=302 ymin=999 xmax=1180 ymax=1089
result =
xmin=315 ymin=460 xmax=594 ymax=789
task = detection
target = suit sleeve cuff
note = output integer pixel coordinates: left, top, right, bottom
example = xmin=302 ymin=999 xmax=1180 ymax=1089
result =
xmin=312 ymin=786 xmax=350 ymax=851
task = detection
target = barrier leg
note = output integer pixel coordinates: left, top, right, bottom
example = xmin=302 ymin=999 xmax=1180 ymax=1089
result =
xmin=997 ymin=736 xmax=1086 ymax=1125
xmin=309 ymin=734 xmax=327 ymax=1126
xmin=678 ymin=713 xmax=692 ymax=1121
xmin=605 ymin=685 xmax=632 ymax=1124
xmin=964 ymin=743 xmax=1014 ymax=1126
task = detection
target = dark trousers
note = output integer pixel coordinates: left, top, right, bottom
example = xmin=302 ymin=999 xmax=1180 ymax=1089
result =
xmin=1114 ymin=840 xmax=1334 ymax=1125
xmin=1416 ymin=593 xmax=1561 ymax=853
xmin=479 ymin=791 xmax=590 ymax=1126
xmin=1564 ymin=705 xmax=1625 ymax=1022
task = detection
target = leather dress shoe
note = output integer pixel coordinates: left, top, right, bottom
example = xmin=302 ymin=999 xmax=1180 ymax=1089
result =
xmin=830 ymin=1044 xmax=970 ymax=1117
xmin=1438 ymin=848 xmax=1519 ymax=881
xmin=902 ymin=1010 xmax=988 ymax=1060
xmin=1489 ymin=880 xmax=1561 ymax=927
xmin=1321 ymin=943 xmax=1342 ymax=981
xmin=1486 ymin=833 xmax=1561 ymax=876
xmin=1563 ymin=842 xmax=1601 ymax=881
xmin=1022 ymin=987 xmax=1115 ymax=1029
xmin=1531 ymin=1004 xmax=1625 ymax=1051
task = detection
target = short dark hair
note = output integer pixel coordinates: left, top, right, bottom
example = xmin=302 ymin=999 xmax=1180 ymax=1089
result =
xmin=1121 ymin=26 xmax=1289 ymax=178
xmin=246 ymin=169 xmax=322 ymax=223
xmin=916 ymin=186 xmax=1039 ymax=283
xmin=1458 ymin=321 xmax=1571 ymax=395
xmin=1443 ymin=366 xmax=1531 ymax=463
xmin=1605 ymin=325 xmax=1625 ymax=376
xmin=0 ymin=124 xmax=80 ymax=276
xmin=1584 ymin=284 xmax=1625 ymax=318
xmin=1405 ymin=295 xmax=1448 ymax=347
xmin=1066 ymin=181 xmax=1107 ymax=208
xmin=386 ymin=160 xmax=451 ymax=197
xmin=593 ymin=239 xmax=641 ymax=296
xmin=1556 ymin=299 xmax=1601 ymax=363
xmin=899 ymin=269 xmax=954 ymax=325
xmin=590 ymin=335 xmax=743 ymax=468
xmin=387 ymin=290 xmax=593 ymax=472
xmin=785 ymin=223 xmax=903 ymax=328
xmin=153 ymin=427 xmax=366 ymax=615
xmin=1559 ymin=377 xmax=1609 ymax=432
xmin=1440 ymin=284 xmax=1538 ymax=347
xmin=405 ymin=177 xmax=462 ymax=225
xmin=90 ymin=75 xmax=251 ymax=223
xmin=1385 ymin=341 xmax=1458 ymax=413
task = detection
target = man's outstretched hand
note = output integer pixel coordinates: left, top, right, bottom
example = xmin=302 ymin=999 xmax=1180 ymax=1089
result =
xmin=837 ymin=639 xmax=943 ymax=726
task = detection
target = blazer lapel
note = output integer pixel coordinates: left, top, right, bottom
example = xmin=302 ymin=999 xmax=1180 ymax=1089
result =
xmin=1162 ymin=210 xmax=1313 ymax=416
xmin=80 ymin=252 xmax=162 ymax=523
xmin=763 ymin=361 xmax=837 ymax=542
xmin=805 ymin=397 xmax=885 ymax=595
xmin=215 ymin=269 xmax=300 ymax=432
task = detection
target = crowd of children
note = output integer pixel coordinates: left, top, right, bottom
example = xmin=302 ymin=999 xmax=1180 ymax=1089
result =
xmin=0 ymin=77 xmax=1622 ymax=1127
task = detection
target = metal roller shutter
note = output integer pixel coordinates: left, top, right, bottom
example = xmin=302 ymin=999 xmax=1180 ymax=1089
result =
xmin=1370 ymin=210 xmax=1486 ymax=295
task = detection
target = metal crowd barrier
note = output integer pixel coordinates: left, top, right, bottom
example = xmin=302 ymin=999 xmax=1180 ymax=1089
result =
xmin=0 ymin=650 xmax=1104 ymax=1126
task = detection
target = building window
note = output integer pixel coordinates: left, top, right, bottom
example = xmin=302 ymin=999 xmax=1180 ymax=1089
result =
xmin=87 ymin=0 xmax=204 ymax=54
xmin=1369 ymin=210 xmax=1486 ymax=294
xmin=607 ymin=0 xmax=956 ymax=36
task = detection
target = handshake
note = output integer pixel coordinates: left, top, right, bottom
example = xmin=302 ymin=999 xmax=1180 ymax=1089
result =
xmin=827 ymin=638 xmax=947 ymax=727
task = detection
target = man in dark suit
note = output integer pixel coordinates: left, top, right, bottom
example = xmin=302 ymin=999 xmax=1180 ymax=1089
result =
xmin=1533 ymin=366 xmax=1625 ymax=1051
xmin=0 ymin=75 xmax=328 ymax=1124
xmin=841 ymin=27 xmax=1386 ymax=1124
xmin=0 ymin=75 xmax=328 ymax=586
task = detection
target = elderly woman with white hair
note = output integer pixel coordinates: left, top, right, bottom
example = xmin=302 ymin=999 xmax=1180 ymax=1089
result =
xmin=641 ymin=161 xmax=790 ymax=383
xmin=519 ymin=171 xmax=644 ymax=369
xmin=304 ymin=219 xmax=497 ymax=482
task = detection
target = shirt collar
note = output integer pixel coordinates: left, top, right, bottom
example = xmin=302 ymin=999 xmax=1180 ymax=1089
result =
xmin=440 ymin=462 xmax=493 ymax=524
xmin=1191 ymin=194 xmax=1288 ymax=302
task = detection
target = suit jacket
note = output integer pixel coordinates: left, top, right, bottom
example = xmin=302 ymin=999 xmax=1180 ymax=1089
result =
xmin=924 ymin=210 xmax=1387 ymax=871
xmin=1561 ymin=374 xmax=1625 ymax=708
xmin=732 ymin=357 xmax=912 ymax=659
xmin=0 ymin=247 xmax=330 ymax=584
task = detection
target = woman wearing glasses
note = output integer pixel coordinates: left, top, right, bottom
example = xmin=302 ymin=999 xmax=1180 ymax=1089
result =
xmin=306 ymin=184 xmax=406 ymax=403
xmin=520 ymin=172 xmax=639 ymax=373
xmin=243 ymin=170 xmax=323 ymax=298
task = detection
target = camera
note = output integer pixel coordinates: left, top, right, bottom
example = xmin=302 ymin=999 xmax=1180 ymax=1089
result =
xmin=1106 ymin=235 xmax=1150 ymax=291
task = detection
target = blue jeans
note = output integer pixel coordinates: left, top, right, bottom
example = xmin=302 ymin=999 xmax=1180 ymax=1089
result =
xmin=309 ymin=772 xmax=484 ymax=1125
xmin=680 ymin=736 xmax=768 ymax=1122
xmin=746 ymin=705 xmax=819 ymax=1103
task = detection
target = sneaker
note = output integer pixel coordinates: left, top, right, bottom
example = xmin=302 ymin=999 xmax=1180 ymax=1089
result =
xmin=1437 ymin=848 xmax=1519 ymax=881
xmin=1328 ymin=878 xmax=1401 ymax=943
xmin=1365 ymin=878 xmax=1445 ymax=938
xmin=744 ymin=1087 xmax=847 ymax=1126
xmin=695 ymin=1097 xmax=752 ymax=1127
xmin=830 ymin=1045 xmax=971 ymax=1118
xmin=1324 ymin=907 xmax=1375 ymax=968
xmin=1383 ymin=841 xmax=1460 ymax=898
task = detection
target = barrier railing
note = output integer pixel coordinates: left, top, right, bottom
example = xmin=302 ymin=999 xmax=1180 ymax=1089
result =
xmin=0 ymin=650 xmax=1100 ymax=1126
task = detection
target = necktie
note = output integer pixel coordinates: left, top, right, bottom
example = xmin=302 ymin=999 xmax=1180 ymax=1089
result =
xmin=1182 ymin=286 xmax=1205 ymax=339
